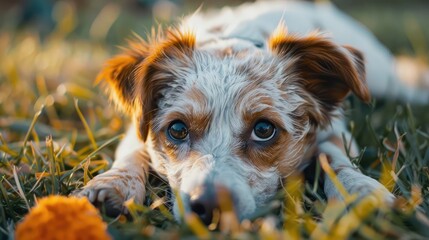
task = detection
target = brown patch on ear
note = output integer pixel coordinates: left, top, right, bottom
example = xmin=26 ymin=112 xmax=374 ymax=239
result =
xmin=269 ymin=28 xmax=370 ymax=125
xmin=97 ymin=28 xmax=196 ymax=141
xmin=96 ymin=44 xmax=149 ymax=114
xmin=135 ymin=29 xmax=195 ymax=141
xmin=343 ymin=45 xmax=366 ymax=89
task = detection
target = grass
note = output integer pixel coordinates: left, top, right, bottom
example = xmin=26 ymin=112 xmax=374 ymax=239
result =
xmin=1 ymin=1 xmax=429 ymax=239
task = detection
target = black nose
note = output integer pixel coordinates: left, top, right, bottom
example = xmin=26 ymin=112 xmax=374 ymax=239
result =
xmin=189 ymin=189 xmax=218 ymax=225
xmin=189 ymin=185 xmax=236 ymax=226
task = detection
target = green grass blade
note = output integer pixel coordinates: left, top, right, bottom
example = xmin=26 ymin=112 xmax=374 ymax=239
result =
xmin=74 ymin=99 xmax=98 ymax=150
xmin=19 ymin=106 xmax=45 ymax=160
xmin=12 ymin=166 xmax=30 ymax=210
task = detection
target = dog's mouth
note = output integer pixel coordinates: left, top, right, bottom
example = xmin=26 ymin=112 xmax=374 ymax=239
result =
xmin=144 ymin=149 xmax=293 ymax=227
xmin=168 ymin=178 xmax=281 ymax=228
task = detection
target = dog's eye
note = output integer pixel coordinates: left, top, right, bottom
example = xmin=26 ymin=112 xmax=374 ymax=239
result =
xmin=251 ymin=120 xmax=276 ymax=142
xmin=167 ymin=121 xmax=189 ymax=141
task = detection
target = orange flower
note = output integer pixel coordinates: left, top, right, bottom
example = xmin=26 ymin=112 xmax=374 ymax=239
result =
xmin=16 ymin=196 xmax=111 ymax=240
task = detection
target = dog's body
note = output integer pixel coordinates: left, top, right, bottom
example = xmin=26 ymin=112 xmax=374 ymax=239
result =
xmin=74 ymin=1 xmax=425 ymax=224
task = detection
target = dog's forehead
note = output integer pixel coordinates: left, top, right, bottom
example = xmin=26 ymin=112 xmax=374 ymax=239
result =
xmin=160 ymin=45 xmax=283 ymax=115
xmin=184 ymin=42 xmax=282 ymax=102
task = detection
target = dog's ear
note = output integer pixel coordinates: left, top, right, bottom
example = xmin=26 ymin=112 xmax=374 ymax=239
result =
xmin=269 ymin=27 xmax=370 ymax=126
xmin=96 ymin=45 xmax=148 ymax=113
xmin=97 ymin=29 xmax=195 ymax=140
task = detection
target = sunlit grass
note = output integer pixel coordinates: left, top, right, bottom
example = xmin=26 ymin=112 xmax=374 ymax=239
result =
xmin=1 ymin=1 xmax=429 ymax=239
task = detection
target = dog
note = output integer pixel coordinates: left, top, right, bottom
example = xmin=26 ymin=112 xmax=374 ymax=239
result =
xmin=75 ymin=0 xmax=427 ymax=225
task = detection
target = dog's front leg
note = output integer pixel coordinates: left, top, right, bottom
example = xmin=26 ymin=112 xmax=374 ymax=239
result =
xmin=73 ymin=128 xmax=149 ymax=216
xmin=318 ymin=139 xmax=395 ymax=204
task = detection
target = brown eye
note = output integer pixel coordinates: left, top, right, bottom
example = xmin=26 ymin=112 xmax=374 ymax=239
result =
xmin=251 ymin=120 xmax=276 ymax=142
xmin=167 ymin=121 xmax=189 ymax=141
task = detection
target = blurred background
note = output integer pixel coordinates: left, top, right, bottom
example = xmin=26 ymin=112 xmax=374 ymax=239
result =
xmin=1 ymin=0 xmax=428 ymax=53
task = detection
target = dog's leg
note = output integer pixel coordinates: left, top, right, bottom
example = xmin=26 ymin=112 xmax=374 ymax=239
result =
xmin=73 ymin=126 xmax=149 ymax=216
xmin=318 ymin=136 xmax=395 ymax=204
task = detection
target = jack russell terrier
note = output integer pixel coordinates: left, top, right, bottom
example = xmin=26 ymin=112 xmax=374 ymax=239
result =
xmin=75 ymin=1 xmax=428 ymax=225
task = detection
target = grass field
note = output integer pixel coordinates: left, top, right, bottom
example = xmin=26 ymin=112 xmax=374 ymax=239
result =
xmin=1 ymin=0 xmax=429 ymax=239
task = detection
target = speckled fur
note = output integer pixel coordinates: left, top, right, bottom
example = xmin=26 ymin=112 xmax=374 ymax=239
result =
xmin=74 ymin=1 xmax=396 ymax=221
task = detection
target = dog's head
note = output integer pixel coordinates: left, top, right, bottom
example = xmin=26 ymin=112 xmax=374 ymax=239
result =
xmin=98 ymin=26 xmax=369 ymax=224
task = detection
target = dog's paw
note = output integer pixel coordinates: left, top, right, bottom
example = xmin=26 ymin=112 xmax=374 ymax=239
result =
xmin=323 ymin=167 xmax=396 ymax=207
xmin=72 ymin=168 xmax=146 ymax=217
xmin=318 ymin=142 xmax=395 ymax=205
xmin=338 ymin=169 xmax=396 ymax=204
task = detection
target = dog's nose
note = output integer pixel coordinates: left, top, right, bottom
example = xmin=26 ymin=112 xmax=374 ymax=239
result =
xmin=189 ymin=184 xmax=234 ymax=226
xmin=189 ymin=187 xmax=218 ymax=225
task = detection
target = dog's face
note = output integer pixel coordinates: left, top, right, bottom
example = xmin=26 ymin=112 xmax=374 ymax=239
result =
xmin=98 ymin=26 xmax=369 ymax=222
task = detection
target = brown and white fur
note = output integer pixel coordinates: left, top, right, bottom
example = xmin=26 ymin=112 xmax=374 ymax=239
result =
xmin=74 ymin=1 xmax=423 ymax=224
